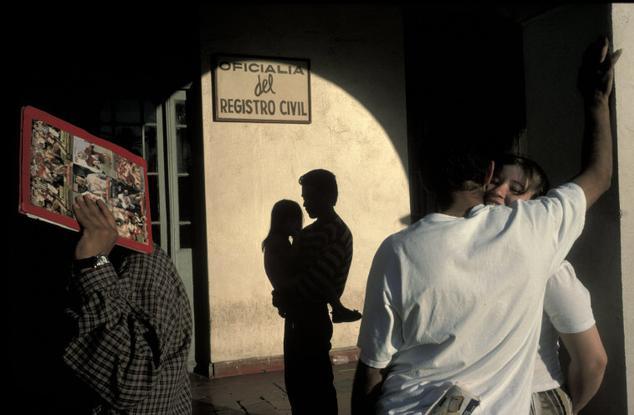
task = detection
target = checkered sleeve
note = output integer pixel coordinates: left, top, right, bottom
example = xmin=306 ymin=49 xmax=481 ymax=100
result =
xmin=63 ymin=249 xmax=190 ymax=413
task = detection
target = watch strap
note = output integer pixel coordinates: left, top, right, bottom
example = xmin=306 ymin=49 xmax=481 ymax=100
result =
xmin=73 ymin=255 xmax=110 ymax=272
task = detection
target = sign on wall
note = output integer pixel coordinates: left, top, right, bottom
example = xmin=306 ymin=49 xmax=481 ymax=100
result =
xmin=212 ymin=55 xmax=311 ymax=124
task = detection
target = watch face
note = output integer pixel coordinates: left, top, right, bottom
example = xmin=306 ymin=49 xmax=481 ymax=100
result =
xmin=95 ymin=255 xmax=110 ymax=267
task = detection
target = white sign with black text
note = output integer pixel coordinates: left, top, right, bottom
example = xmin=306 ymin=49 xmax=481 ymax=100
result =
xmin=213 ymin=55 xmax=311 ymax=124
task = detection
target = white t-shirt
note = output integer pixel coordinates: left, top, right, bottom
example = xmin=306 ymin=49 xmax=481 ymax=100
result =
xmin=533 ymin=260 xmax=595 ymax=392
xmin=357 ymin=183 xmax=586 ymax=414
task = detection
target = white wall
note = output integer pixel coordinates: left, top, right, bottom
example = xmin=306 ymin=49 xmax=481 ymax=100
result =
xmin=613 ymin=4 xmax=634 ymax=413
xmin=199 ymin=5 xmax=410 ymax=363
xmin=523 ymin=4 xmax=627 ymax=413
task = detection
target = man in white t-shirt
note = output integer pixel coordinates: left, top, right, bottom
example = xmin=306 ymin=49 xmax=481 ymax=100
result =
xmin=351 ymin=38 xmax=620 ymax=414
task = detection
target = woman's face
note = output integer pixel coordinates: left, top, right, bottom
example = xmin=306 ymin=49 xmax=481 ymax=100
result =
xmin=485 ymin=164 xmax=536 ymax=206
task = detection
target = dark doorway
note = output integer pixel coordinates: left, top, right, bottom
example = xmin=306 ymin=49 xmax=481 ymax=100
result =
xmin=403 ymin=6 xmax=526 ymax=220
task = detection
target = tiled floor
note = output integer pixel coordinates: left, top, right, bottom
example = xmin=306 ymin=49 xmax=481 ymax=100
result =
xmin=191 ymin=362 xmax=357 ymax=414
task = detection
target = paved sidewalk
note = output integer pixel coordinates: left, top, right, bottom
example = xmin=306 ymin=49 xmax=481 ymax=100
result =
xmin=191 ymin=362 xmax=357 ymax=414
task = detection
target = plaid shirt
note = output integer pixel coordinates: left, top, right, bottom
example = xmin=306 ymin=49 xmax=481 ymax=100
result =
xmin=64 ymin=247 xmax=192 ymax=414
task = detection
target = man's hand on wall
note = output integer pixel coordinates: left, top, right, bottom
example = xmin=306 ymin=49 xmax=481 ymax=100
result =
xmin=578 ymin=37 xmax=622 ymax=103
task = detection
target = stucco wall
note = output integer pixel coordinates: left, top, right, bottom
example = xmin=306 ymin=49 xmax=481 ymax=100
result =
xmin=199 ymin=5 xmax=410 ymax=362
xmin=613 ymin=4 xmax=634 ymax=413
xmin=523 ymin=4 xmax=627 ymax=413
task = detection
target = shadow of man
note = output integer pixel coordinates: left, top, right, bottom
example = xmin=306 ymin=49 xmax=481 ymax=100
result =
xmin=279 ymin=169 xmax=357 ymax=415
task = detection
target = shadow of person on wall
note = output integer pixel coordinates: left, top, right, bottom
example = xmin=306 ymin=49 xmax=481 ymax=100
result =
xmin=261 ymin=169 xmax=360 ymax=414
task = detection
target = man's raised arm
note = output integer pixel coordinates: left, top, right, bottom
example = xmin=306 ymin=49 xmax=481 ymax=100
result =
xmin=573 ymin=38 xmax=622 ymax=209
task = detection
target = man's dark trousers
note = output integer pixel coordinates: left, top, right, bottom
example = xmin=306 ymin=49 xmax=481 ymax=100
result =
xmin=283 ymin=303 xmax=338 ymax=414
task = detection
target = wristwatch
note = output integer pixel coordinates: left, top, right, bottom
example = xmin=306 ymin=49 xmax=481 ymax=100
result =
xmin=73 ymin=254 xmax=111 ymax=272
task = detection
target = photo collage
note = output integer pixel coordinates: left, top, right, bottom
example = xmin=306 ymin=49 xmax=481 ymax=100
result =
xmin=30 ymin=119 xmax=148 ymax=244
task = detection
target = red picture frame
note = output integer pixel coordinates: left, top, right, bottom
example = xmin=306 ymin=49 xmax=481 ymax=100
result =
xmin=19 ymin=106 xmax=153 ymax=253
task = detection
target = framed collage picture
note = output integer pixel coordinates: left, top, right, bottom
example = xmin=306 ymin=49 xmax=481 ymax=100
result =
xmin=19 ymin=106 xmax=153 ymax=253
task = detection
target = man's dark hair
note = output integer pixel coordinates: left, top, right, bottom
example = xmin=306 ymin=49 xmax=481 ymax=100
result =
xmin=299 ymin=169 xmax=338 ymax=205
xmin=426 ymin=149 xmax=491 ymax=209
xmin=494 ymin=154 xmax=550 ymax=197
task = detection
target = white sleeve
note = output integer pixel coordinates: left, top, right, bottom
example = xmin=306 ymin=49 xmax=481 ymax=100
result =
xmin=357 ymin=238 xmax=402 ymax=369
xmin=524 ymin=182 xmax=586 ymax=276
xmin=543 ymin=260 xmax=595 ymax=334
